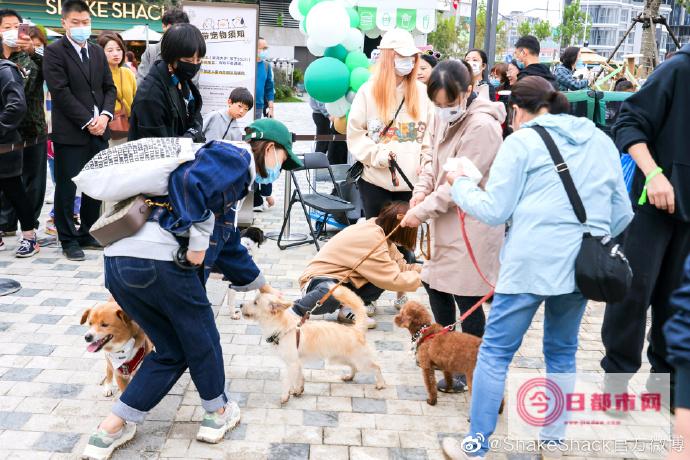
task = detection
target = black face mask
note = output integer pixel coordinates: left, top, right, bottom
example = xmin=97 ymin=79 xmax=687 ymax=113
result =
xmin=175 ymin=61 xmax=201 ymax=81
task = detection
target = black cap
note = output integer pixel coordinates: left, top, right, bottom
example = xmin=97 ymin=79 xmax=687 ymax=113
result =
xmin=515 ymin=35 xmax=540 ymax=55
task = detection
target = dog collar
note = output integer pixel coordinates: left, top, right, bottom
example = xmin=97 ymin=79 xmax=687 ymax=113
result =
xmin=118 ymin=346 xmax=146 ymax=376
xmin=410 ymin=324 xmax=431 ymax=344
xmin=266 ymin=331 xmax=281 ymax=345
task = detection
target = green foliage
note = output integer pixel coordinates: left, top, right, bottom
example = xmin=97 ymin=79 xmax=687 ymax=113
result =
xmin=517 ymin=21 xmax=532 ymax=38
xmin=473 ymin=1 xmax=508 ymax=60
xmin=533 ymin=20 xmax=552 ymax=42
xmin=678 ymin=0 xmax=690 ymax=8
xmin=277 ymin=12 xmax=284 ymax=27
xmin=427 ymin=12 xmax=466 ymax=59
xmin=292 ymin=67 xmax=304 ymax=85
xmin=275 ymin=85 xmax=296 ymax=101
xmin=558 ymin=0 xmax=591 ymax=47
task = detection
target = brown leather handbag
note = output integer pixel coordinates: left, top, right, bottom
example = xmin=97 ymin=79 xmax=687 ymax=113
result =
xmin=90 ymin=195 xmax=153 ymax=246
xmin=109 ymin=68 xmax=130 ymax=140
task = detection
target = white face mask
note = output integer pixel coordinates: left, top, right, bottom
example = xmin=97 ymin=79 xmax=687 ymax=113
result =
xmin=35 ymin=46 xmax=44 ymax=56
xmin=394 ymin=57 xmax=415 ymax=77
xmin=1 ymin=29 xmax=19 ymax=49
xmin=438 ymin=104 xmax=464 ymax=124
xmin=469 ymin=60 xmax=482 ymax=77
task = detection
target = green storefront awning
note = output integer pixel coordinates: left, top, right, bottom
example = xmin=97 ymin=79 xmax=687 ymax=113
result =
xmin=4 ymin=0 xmax=165 ymax=33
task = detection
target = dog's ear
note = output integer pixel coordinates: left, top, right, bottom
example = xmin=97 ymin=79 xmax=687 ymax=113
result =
xmin=116 ymin=309 xmax=131 ymax=324
xmin=269 ymin=297 xmax=292 ymax=314
xmin=80 ymin=308 xmax=91 ymax=325
xmin=394 ymin=311 xmax=409 ymax=328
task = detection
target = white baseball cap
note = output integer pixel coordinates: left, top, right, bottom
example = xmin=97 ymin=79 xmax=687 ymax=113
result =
xmin=378 ymin=29 xmax=420 ymax=57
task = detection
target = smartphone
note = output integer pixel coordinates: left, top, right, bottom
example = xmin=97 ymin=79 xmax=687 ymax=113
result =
xmin=18 ymin=23 xmax=30 ymax=38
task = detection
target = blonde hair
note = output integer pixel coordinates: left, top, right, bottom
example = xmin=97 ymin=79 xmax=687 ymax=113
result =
xmin=371 ymin=49 xmax=420 ymax=121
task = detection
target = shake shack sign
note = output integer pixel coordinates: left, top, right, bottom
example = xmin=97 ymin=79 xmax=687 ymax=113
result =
xmin=10 ymin=0 xmax=166 ymax=32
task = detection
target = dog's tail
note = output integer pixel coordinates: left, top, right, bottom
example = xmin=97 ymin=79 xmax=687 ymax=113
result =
xmin=332 ymin=286 xmax=368 ymax=333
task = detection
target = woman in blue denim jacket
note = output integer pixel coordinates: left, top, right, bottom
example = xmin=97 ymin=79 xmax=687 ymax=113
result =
xmin=83 ymin=119 xmax=302 ymax=459
xmin=440 ymin=77 xmax=633 ymax=459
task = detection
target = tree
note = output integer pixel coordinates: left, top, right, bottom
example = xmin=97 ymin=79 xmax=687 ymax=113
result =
xmin=558 ymin=0 xmax=591 ymax=47
xmin=533 ymin=20 xmax=552 ymax=42
xmin=427 ymin=12 xmax=467 ymax=59
xmin=639 ymin=0 xmax=661 ymax=78
xmin=517 ymin=21 xmax=532 ymax=38
xmin=472 ymin=1 xmax=509 ymax=60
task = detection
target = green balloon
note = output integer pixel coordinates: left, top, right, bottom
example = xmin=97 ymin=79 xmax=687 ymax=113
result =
xmin=298 ymin=0 xmax=315 ymax=16
xmin=349 ymin=67 xmax=371 ymax=92
xmin=345 ymin=51 xmax=369 ymax=72
xmin=305 ymin=57 xmax=350 ymax=103
xmin=347 ymin=7 xmax=360 ymax=28
xmin=324 ymin=45 xmax=348 ymax=62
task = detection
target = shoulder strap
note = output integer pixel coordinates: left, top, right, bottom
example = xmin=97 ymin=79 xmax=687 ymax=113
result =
xmin=380 ymin=97 xmax=405 ymax=138
xmin=531 ymin=125 xmax=587 ymax=224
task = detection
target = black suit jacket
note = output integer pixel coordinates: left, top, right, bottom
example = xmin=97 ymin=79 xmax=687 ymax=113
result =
xmin=43 ymin=37 xmax=116 ymax=145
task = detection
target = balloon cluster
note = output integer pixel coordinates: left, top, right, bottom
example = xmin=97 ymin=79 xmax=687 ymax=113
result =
xmin=289 ymin=0 xmax=372 ymax=134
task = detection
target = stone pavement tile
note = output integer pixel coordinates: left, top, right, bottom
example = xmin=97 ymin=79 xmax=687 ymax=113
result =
xmin=226 ymin=422 xmax=247 ymax=441
xmin=316 ymin=396 xmax=352 ymax=412
xmin=14 ymin=397 xmax=60 ymax=415
xmin=185 ymin=440 xmax=227 ymax=459
xmin=330 ymin=382 xmax=365 ymax=397
xmin=353 ymin=397 xmax=388 ymax=414
xmin=0 ymin=368 xmax=42 ymax=382
xmin=0 ymin=304 xmax=27 ymax=313
xmin=32 ymin=432 xmax=81 ymax=453
xmin=30 ymin=315 xmax=63 ymax=325
xmin=0 ymin=411 xmax=31 ymax=430
xmin=389 ymin=447 xmax=429 ymax=460
xmin=282 ymin=425 xmax=322 ymax=444
xmin=338 ymin=412 xmax=377 ymax=429
xmin=43 ymin=383 xmax=84 ymax=399
xmin=0 ymin=428 xmax=39 ymax=446
xmin=396 ymin=385 xmax=428 ymax=401
xmin=14 ymin=288 xmax=41 ymax=298
xmin=245 ymin=424 xmax=285 ymax=443
xmin=111 ymin=421 xmax=169 ymax=458
xmin=35 ymin=370 xmax=74 ymax=384
xmin=0 ymin=396 xmax=23 ymax=411
xmin=268 ymin=442 xmax=309 ymax=460
xmin=386 ymin=400 xmax=424 ymax=416
xmin=309 ymin=445 xmax=349 ymax=460
xmin=147 ymin=394 xmax=182 ymax=422
xmin=302 ymin=410 xmax=338 ymax=427
xmin=350 ymin=446 xmax=389 ymax=460
xmin=18 ymin=344 xmax=56 ymax=357
xmin=362 ymin=429 xmax=400 ymax=448
xmin=40 ymin=298 xmax=70 ymax=307
xmin=160 ymin=438 xmax=190 ymax=457
xmin=264 ymin=408 xmax=304 ymax=426
xmin=324 ymin=427 xmax=361 ymax=446
xmin=4 ymin=451 xmax=52 ymax=460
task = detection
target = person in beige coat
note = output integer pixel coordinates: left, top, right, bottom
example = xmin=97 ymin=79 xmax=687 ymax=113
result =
xmin=401 ymin=59 xmax=505 ymax=392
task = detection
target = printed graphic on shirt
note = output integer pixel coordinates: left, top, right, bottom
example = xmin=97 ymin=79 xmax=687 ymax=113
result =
xmin=367 ymin=118 xmax=427 ymax=144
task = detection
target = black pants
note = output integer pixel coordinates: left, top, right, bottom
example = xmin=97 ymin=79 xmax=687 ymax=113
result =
xmin=601 ymin=208 xmax=690 ymax=384
xmin=357 ymin=178 xmax=412 ymax=219
xmin=312 ymin=112 xmax=331 ymax=154
xmin=54 ymin=138 xmax=106 ymax=247
xmin=292 ymin=277 xmax=384 ymax=316
xmin=0 ymin=174 xmax=36 ymax=233
xmin=0 ymin=142 xmax=47 ymax=231
xmin=253 ymin=183 xmax=273 ymax=207
xmin=423 ymin=282 xmax=485 ymax=339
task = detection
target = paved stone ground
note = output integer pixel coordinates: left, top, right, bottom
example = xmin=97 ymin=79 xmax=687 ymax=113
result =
xmin=0 ymin=102 xmax=669 ymax=459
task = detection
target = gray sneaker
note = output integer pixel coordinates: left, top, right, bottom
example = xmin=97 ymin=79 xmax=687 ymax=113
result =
xmin=82 ymin=422 xmax=136 ymax=460
xmin=365 ymin=303 xmax=377 ymax=317
xmin=196 ymin=401 xmax=241 ymax=444
xmin=394 ymin=295 xmax=409 ymax=310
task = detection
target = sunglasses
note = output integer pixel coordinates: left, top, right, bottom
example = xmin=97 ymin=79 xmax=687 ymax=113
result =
xmin=424 ymin=49 xmax=442 ymax=59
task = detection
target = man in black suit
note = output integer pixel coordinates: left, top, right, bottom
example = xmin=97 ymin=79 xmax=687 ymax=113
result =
xmin=43 ymin=0 xmax=116 ymax=260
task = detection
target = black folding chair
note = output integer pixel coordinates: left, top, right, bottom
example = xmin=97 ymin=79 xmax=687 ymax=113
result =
xmin=277 ymin=152 xmax=355 ymax=250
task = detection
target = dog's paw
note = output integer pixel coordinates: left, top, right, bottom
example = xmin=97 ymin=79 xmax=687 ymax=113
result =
xmin=280 ymin=394 xmax=290 ymax=404
xmin=426 ymin=397 xmax=437 ymax=406
xmin=375 ymin=382 xmax=385 ymax=390
xmin=341 ymin=374 xmax=354 ymax=382
xmin=230 ymin=309 xmax=241 ymax=320
xmin=102 ymin=384 xmax=117 ymax=397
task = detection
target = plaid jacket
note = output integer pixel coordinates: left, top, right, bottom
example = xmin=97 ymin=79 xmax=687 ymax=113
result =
xmin=553 ymin=64 xmax=588 ymax=92
xmin=8 ymin=51 xmax=47 ymax=139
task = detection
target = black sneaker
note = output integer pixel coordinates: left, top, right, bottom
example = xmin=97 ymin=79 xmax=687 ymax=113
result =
xmin=79 ymin=237 xmax=103 ymax=250
xmin=63 ymin=245 xmax=86 ymax=261
xmin=438 ymin=374 xmax=468 ymax=393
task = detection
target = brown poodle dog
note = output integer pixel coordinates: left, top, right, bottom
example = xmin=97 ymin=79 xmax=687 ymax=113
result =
xmin=394 ymin=301 xmax=481 ymax=406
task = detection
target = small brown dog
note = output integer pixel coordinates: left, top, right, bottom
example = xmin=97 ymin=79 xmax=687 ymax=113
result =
xmin=241 ymin=286 xmax=385 ymax=404
xmin=81 ymin=301 xmax=153 ymax=397
xmin=394 ymin=301 xmax=481 ymax=406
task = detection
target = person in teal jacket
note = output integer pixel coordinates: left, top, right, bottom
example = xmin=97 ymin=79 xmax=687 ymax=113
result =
xmin=440 ymin=76 xmax=634 ymax=459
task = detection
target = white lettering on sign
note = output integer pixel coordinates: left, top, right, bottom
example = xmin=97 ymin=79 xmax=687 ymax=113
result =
xmin=44 ymin=0 xmax=164 ymax=21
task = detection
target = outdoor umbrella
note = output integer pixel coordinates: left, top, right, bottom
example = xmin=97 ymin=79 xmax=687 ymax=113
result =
xmin=119 ymin=25 xmax=162 ymax=43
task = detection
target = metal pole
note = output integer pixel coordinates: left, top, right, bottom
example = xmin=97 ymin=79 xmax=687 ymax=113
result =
xmin=487 ymin=0 xmax=499 ymax=67
xmin=483 ymin=0 xmax=493 ymax=53
xmin=265 ymin=170 xmax=307 ymax=242
xmin=469 ymin=0 xmax=478 ymax=49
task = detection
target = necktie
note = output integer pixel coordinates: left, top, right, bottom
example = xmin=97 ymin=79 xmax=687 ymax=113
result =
xmin=80 ymin=47 xmax=89 ymax=64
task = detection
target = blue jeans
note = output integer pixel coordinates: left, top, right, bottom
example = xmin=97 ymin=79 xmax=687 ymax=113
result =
xmin=466 ymin=292 xmax=587 ymax=456
xmin=104 ymin=256 xmax=228 ymax=423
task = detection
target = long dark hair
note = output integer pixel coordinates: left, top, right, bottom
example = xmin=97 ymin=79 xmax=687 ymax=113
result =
xmin=510 ymin=76 xmax=570 ymax=115
xmin=560 ymin=46 xmax=580 ymax=70
xmin=427 ymin=60 xmax=472 ymax=103
xmin=375 ymin=201 xmax=417 ymax=251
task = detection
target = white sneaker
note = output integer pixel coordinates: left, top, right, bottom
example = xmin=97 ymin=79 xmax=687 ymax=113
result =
xmin=365 ymin=303 xmax=376 ymax=317
xmin=82 ymin=422 xmax=136 ymax=460
xmin=196 ymin=401 xmax=241 ymax=444
xmin=253 ymin=204 xmax=267 ymax=212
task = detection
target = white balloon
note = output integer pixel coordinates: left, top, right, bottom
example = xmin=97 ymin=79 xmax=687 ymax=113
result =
xmin=365 ymin=28 xmax=381 ymax=39
xmin=342 ymin=28 xmax=364 ymax=51
xmin=325 ymin=96 xmax=351 ymax=118
xmin=306 ymin=1 xmax=350 ymax=48
xmin=345 ymin=90 xmax=356 ymax=104
xmin=288 ymin=0 xmax=303 ymax=21
xmin=306 ymin=36 xmax=326 ymax=57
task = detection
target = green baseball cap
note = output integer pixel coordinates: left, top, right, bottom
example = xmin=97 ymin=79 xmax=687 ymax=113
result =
xmin=243 ymin=118 xmax=303 ymax=170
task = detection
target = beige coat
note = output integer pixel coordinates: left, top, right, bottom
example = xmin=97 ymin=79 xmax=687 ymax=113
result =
xmin=410 ymin=98 xmax=506 ymax=296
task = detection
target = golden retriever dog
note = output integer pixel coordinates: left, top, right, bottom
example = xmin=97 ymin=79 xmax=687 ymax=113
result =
xmin=80 ymin=301 xmax=153 ymax=397
xmin=241 ymin=286 xmax=385 ymax=404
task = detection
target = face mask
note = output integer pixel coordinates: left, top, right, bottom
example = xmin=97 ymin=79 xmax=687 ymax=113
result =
xmin=438 ymin=104 xmax=464 ymax=124
xmin=575 ymin=59 xmax=584 ymax=69
xmin=35 ymin=46 xmax=44 ymax=56
xmin=175 ymin=61 xmax=201 ymax=81
xmin=256 ymin=147 xmax=282 ymax=185
xmin=489 ymin=77 xmax=500 ymax=87
xmin=259 ymin=50 xmax=269 ymax=61
xmin=1 ymin=29 xmax=18 ymax=48
xmin=394 ymin=57 xmax=415 ymax=77
xmin=469 ymin=61 xmax=482 ymax=77
xmin=516 ymin=60 xmax=525 ymax=70
xmin=69 ymin=25 xmax=91 ymax=44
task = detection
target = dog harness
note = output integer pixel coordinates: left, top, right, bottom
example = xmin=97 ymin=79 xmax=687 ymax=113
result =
xmin=118 ymin=346 xmax=146 ymax=376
